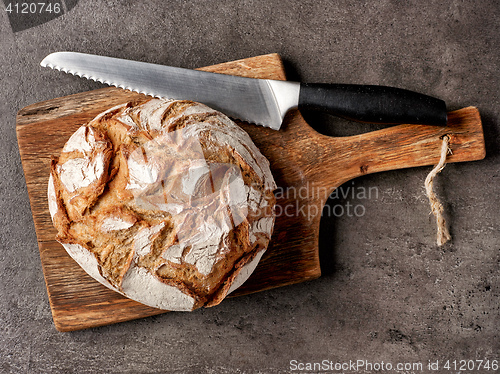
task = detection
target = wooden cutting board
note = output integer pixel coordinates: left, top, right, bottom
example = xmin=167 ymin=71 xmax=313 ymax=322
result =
xmin=16 ymin=53 xmax=486 ymax=332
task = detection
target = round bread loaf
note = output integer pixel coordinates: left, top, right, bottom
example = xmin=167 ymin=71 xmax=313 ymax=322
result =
xmin=48 ymin=98 xmax=276 ymax=311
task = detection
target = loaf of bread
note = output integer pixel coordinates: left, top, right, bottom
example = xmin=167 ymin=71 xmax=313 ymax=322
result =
xmin=48 ymin=99 xmax=276 ymax=311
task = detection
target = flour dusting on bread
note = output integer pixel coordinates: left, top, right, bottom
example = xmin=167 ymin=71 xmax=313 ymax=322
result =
xmin=48 ymin=99 xmax=276 ymax=311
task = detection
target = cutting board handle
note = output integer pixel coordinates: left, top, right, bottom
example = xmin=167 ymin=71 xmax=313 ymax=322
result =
xmin=303 ymin=106 xmax=485 ymax=194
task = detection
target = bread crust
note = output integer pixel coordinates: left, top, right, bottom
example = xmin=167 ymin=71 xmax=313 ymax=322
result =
xmin=48 ymin=99 xmax=276 ymax=311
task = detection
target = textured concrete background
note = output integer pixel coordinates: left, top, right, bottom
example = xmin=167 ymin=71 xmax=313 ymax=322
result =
xmin=1 ymin=0 xmax=499 ymax=373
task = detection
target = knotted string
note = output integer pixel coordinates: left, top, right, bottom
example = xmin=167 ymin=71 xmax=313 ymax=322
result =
xmin=425 ymin=135 xmax=452 ymax=246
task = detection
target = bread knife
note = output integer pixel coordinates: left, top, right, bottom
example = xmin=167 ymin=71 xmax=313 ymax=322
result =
xmin=41 ymin=52 xmax=447 ymax=130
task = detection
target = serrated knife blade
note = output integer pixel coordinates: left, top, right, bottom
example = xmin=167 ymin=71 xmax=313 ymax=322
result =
xmin=41 ymin=52 xmax=448 ymax=129
xmin=40 ymin=52 xmax=299 ymax=130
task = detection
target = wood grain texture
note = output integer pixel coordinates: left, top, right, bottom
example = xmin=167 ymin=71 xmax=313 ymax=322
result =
xmin=16 ymin=53 xmax=486 ymax=331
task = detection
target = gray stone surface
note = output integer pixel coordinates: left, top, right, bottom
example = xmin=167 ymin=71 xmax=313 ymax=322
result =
xmin=1 ymin=0 xmax=499 ymax=373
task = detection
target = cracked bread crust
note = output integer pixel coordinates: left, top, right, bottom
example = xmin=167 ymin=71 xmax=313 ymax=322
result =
xmin=48 ymin=99 xmax=276 ymax=311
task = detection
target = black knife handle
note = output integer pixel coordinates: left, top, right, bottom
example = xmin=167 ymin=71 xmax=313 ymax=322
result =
xmin=298 ymin=83 xmax=447 ymax=126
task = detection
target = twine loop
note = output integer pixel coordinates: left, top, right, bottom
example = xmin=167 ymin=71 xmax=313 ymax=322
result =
xmin=425 ymin=135 xmax=452 ymax=246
